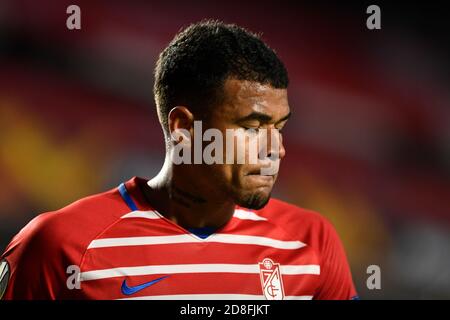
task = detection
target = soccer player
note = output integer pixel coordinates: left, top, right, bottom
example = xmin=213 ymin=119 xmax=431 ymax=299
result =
xmin=0 ymin=20 xmax=357 ymax=300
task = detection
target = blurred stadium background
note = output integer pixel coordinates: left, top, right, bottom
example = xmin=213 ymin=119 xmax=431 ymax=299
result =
xmin=0 ymin=0 xmax=449 ymax=299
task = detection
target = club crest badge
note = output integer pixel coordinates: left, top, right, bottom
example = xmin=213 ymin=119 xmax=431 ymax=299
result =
xmin=259 ymin=258 xmax=285 ymax=300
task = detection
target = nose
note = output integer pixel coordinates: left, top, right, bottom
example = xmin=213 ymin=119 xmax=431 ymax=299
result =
xmin=262 ymin=128 xmax=286 ymax=160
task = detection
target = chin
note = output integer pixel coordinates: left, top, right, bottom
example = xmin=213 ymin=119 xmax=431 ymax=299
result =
xmin=238 ymin=192 xmax=271 ymax=210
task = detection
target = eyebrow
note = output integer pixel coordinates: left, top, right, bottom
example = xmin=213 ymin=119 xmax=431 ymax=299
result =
xmin=237 ymin=111 xmax=291 ymax=124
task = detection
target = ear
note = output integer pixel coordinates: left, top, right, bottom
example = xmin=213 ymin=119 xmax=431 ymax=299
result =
xmin=168 ymin=106 xmax=194 ymax=143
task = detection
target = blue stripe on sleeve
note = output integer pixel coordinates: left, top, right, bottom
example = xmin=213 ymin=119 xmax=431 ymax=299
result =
xmin=118 ymin=183 xmax=138 ymax=211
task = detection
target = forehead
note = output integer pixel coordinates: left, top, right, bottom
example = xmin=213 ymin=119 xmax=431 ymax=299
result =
xmin=216 ymin=79 xmax=289 ymax=121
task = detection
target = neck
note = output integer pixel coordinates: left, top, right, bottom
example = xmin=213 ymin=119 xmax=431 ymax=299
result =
xmin=140 ymin=157 xmax=236 ymax=229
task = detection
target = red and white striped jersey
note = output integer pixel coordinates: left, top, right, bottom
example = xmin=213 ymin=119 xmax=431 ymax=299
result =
xmin=1 ymin=177 xmax=357 ymax=300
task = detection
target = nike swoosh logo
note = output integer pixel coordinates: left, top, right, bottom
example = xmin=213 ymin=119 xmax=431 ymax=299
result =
xmin=121 ymin=276 xmax=169 ymax=295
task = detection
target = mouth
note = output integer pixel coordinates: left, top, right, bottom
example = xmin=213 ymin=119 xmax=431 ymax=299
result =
xmin=245 ymin=168 xmax=277 ymax=177
xmin=244 ymin=170 xmax=276 ymax=187
xmin=245 ymin=159 xmax=280 ymax=177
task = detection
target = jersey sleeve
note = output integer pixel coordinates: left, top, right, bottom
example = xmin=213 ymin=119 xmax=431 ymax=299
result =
xmin=314 ymin=219 xmax=358 ymax=300
xmin=0 ymin=213 xmax=69 ymax=299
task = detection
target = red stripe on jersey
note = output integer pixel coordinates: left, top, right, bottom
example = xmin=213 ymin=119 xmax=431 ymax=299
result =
xmin=81 ymin=242 xmax=319 ymax=272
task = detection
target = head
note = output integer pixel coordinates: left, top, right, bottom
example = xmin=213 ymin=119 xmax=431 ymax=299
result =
xmin=154 ymin=20 xmax=290 ymax=209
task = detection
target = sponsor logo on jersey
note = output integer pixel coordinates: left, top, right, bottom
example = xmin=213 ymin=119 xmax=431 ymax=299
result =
xmin=121 ymin=276 xmax=169 ymax=295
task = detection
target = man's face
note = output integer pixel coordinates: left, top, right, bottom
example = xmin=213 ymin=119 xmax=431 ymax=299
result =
xmin=200 ymin=79 xmax=290 ymax=209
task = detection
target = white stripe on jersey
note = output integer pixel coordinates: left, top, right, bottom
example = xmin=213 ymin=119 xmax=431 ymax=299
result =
xmin=121 ymin=210 xmax=160 ymax=219
xmin=80 ymin=263 xmax=320 ymax=281
xmin=87 ymin=234 xmax=306 ymax=250
xmin=117 ymin=294 xmax=314 ymax=300
xmin=120 ymin=209 xmax=266 ymax=221
xmin=233 ymin=209 xmax=267 ymax=221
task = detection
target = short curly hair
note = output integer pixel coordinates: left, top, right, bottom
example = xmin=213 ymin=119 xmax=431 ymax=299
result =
xmin=153 ymin=19 xmax=289 ymax=132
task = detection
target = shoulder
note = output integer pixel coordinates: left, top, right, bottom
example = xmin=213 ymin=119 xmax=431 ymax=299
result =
xmin=2 ymin=186 xmax=128 ymax=265
xmin=255 ymin=198 xmax=340 ymax=249
xmin=0 ymin=183 xmax=135 ymax=299
xmin=257 ymin=197 xmax=335 ymax=232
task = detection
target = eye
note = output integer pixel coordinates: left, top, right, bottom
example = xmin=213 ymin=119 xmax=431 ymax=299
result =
xmin=242 ymin=126 xmax=260 ymax=133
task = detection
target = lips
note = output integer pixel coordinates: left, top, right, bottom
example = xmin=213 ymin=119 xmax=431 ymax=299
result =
xmin=245 ymin=158 xmax=280 ymax=176
xmin=245 ymin=167 xmax=278 ymax=176
xmin=244 ymin=167 xmax=277 ymax=184
xmin=244 ymin=173 xmax=275 ymax=188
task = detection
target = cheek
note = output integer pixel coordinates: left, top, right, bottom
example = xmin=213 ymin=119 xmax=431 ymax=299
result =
xmin=227 ymin=164 xmax=245 ymax=186
xmin=226 ymin=131 xmax=260 ymax=165
xmin=208 ymin=163 xmax=245 ymax=190
xmin=204 ymin=163 xmax=238 ymax=185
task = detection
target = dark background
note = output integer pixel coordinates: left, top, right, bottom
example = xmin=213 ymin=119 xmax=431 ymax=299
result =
xmin=0 ymin=0 xmax=449 ymax=299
